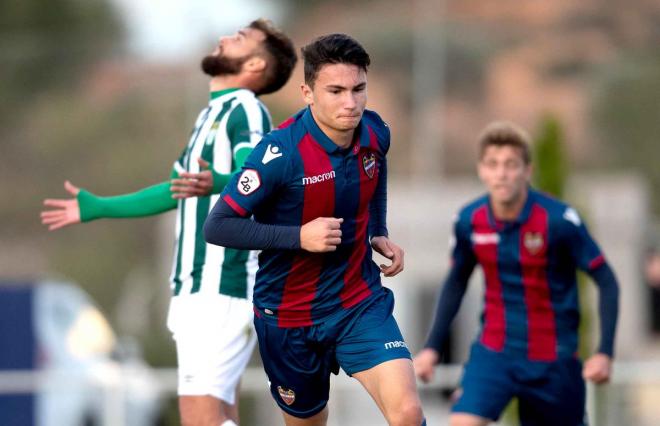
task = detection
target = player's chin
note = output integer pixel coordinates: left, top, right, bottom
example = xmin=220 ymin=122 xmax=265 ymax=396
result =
xmin=335 ymin=116 xmax=361 ymax=129
xmin=493 ymin=193 xmax=516 ymax=205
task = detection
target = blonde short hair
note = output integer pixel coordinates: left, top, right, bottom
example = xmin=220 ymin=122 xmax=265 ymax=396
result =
xmin=478 ymin=121 xmax=531 ymax=164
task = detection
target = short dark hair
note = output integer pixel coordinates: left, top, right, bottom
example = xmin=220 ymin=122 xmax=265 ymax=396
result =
xmin=478 ymin=121 xmax=532 ymax=164
xmin=248 ymin=19 xmax=297 ymax=95
xmin=301 ymin=33 xmax=371 ymax=86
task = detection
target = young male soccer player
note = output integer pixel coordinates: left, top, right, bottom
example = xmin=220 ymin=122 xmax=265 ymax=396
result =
xmin=204 ymin=34 xmax=426 ymax=426
xmin=40 ymin=19 xmax=297 ymax=426
xmin=413 ymin=121 xmax=619 ymax=426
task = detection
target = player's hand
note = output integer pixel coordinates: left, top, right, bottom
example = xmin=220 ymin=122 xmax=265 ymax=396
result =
xmin=40 ymin=180 xmax=82 ymax=231
xmin=170 ymin=158 xmax=214 ymax=199
xmin=300 ymin=217 xmax=343 ymax=252
xmin=582 ymin=353 xmax=612 ymax=384
xmin=371 ymin=236 xmax=404 ymax=277
xmin=413 ymin=348 xmax=439 ymax=384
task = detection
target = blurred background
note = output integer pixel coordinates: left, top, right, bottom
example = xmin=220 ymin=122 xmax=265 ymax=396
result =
xmin=2 ymin=0 xmax=660 ymax=424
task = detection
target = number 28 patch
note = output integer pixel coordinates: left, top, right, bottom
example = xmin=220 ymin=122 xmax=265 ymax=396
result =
xmin=237 ymin=169 xmax=261 ymax=195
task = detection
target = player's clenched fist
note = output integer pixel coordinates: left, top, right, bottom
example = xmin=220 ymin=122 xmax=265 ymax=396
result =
xmin=413 ymin=348 xmax=439 ymax=384
xmin=300 ymin=217 xmax=343 ymax=252
xmin=582 ymin=353 xmax=612 ymax=384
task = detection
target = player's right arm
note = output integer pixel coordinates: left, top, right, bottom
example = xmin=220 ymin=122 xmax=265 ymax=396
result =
xmin=413 ymin=214 xmax=477 ymax=383
xmin=203 ymin=136 xmax=343 ymax=252
xmin=41 ymin=170 xmax=180 ymax=231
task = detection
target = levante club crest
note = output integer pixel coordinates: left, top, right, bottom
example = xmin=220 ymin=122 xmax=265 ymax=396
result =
xmin=277 ymin=386 xmax=295 ymax=405
xmin=523 ymin=232 xmax=544 ymax=255
xmin=362 ymin=152 xmax=376 ymax=179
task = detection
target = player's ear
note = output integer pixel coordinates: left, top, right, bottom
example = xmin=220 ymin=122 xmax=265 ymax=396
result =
xmin=244 ymin=56 xmax=266 ymax=73
xmin=525 ymin=163 xmax=533 ymax=181
xmin=476 ymin=160 xmax=486 ymax=182
xmin=301 ymin=83 xmax=314 ymax=106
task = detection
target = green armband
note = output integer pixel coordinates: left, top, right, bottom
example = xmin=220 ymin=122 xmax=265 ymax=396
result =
xmin=78 ymin=181 xmax=177 ymax=222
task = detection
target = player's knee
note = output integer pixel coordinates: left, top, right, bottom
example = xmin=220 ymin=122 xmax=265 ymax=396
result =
xmin=449 ymin=413 xmax=489 ymax=426
xmin=179 ymin=397 xmax=226 ymax=426
xmin=180 ymin=412 xmax=216 ymax=426
xmin=386 ymin=398 xmax=424 ymax=426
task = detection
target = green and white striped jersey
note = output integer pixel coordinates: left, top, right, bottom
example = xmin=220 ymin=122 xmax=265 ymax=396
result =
xmin=170 ymin=88 xmax=271 ymax=299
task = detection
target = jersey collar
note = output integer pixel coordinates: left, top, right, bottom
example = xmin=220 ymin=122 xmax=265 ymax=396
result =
xmin=209 ymin=88 xmax=242 ymax=101
xmin=302 ymin=107 xmax=369 ymax=155
xmin=486 ymin=187 xmax=536 ymax=229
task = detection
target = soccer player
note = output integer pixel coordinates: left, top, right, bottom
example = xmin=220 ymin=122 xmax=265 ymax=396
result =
xmin=203 ymin=34 xmax=425 ymax=426
xmin=40 ymin=19 xmax=297 ymax=426
xmin=413 ymin=121 xmax=620 ymax=426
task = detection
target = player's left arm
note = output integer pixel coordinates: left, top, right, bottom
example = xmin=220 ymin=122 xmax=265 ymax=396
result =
xmin=367 ymin=118 xmax=403 ymax=276
xmin=563 ymin=207 xmax=620 ymax=383
xmin=583 ymin=261 xmax=619 ymax=384
xmin=367 ymin=154 xmax=403 ymax=276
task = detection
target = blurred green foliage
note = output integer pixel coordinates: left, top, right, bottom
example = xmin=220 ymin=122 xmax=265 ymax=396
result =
xmin=532 ymin=116 xmax=594 ymax=360
xmin=592 ymin=54 xmax=660 ymax=214
xmin=533 ymin=115 xmax=567 ymax=198
xmin=0 ymin=0 xmax=121 ymax=120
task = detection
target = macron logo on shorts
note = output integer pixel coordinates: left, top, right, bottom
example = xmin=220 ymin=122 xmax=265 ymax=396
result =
xmin=384 ymin=340 xmax=408 ymax=350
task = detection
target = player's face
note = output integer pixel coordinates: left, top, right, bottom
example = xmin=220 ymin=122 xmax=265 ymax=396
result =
xmin=201 ymin=27 xmax=266 ymax=77
xmin=478 ymin=145 xmax=532 ymax=205
xmin=302 ymin=63 xmax=367 ymax=134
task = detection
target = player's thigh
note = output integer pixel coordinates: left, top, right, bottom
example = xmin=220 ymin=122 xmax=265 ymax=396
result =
xmin=335 ymin=287 xmax=411 ymax=376
xmin=170 ymin=295 xmax=256 ymax=403
xmin=452 ymin=343 xmax=516 ymax=422
xmin=518 ymin=357 xmax=586 ymax=426
xmin=254 ymin=315 xmax=336 ymax=420
xmin=336 ymin=289 xmax=421 ymax=422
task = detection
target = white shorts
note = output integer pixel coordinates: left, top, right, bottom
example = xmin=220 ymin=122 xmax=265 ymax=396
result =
xmin=167 ymin=294 xmax=257 ymax=404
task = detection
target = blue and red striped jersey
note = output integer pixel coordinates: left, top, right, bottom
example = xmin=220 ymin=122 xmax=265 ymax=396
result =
xmin=453 ymin=189 xmax=605 ymax=360
xmin=220 ymin=107 xmax=390 ymax=327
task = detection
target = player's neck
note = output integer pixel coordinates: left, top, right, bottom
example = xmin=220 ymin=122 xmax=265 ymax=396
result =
xmin=310 ymin=110 xmax=355 ymax=149
xmin=325 ymin=128 xmax=355 ymax=149
xmin=490 ymin=187 xmax=528 ymax=221
xmin=209 ymin=75 xmax=252 ymax=94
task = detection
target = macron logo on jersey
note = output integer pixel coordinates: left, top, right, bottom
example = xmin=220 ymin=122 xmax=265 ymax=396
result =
xmin=302 ymin=170 xmax=336 ymax=186
xmin=471 ymin=232 xmax=500 ymax=245
xmin=262 ymin=144 xmax=283 ymax=164
xmin=563 ymin=207 xmax=582 ymax=226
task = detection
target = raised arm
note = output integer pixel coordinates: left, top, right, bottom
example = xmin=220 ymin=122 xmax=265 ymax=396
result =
xmin=41 ymin=173 xmax=178 ymax=231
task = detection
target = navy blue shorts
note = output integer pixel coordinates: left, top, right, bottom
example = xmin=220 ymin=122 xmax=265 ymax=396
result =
xmin=253 ymin=287 xmax=411 ymax=418
xmin=454 ymin=343 xmax=586 ymax=426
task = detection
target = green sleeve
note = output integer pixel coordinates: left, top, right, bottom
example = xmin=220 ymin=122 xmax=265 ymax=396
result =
xmin=78 ymin=171 xmax=178 ymax=222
